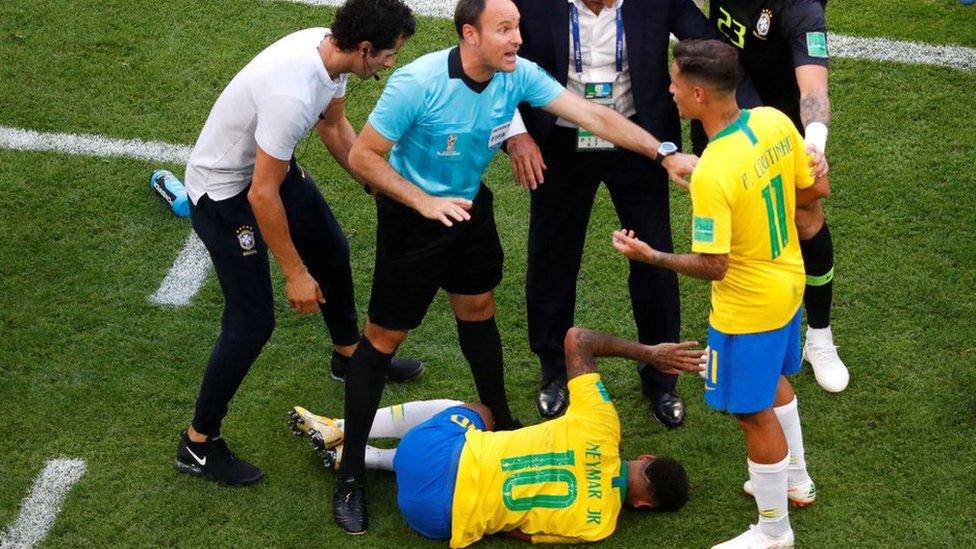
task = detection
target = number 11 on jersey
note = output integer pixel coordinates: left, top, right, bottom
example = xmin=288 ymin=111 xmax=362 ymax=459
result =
xmin=762 ymin=174 xmax=789 ymax=259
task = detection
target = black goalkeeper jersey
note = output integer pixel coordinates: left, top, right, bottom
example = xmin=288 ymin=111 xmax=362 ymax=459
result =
xmin=709 ymin=0 xmax=829 ymax=130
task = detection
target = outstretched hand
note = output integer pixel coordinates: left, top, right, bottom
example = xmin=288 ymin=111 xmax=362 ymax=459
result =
xmin=640 ymin=341 xmax=707 ymax=376
xmin=611 ymin=229 xmax=654 ymax=263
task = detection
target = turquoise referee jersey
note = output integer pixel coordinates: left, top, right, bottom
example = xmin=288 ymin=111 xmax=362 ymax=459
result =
xmin=368 ymin=47 xmax=564 ymax=200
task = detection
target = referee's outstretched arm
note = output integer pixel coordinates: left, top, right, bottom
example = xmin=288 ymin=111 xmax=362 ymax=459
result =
xmin=541 ymin=90 xmax=698 ymax=187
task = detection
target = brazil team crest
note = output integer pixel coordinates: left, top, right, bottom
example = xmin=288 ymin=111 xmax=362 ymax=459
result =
xmin=236 ymin=225 xmax=257 ymax=256
xmin=754 ymin=9 xmax=773 ymax=39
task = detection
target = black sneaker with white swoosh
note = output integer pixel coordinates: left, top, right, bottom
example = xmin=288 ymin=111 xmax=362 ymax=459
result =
xmin=174 ymin=430 xmax=264 ymax=486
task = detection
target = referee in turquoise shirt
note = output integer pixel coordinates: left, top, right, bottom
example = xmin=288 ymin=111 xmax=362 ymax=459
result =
xmin=332 ymin=0 xmax=699 ymax=534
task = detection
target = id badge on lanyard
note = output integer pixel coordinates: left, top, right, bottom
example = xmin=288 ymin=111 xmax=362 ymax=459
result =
xmin=572 ymin=3 xmax=624 ymax=152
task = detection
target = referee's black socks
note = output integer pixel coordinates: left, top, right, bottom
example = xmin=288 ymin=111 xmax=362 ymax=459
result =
xmin=800 ymin=222 xmax=834 ymax=329
xmin=456 ymin=316 xmax=518 ymax=430
xmin=337 ymin=336 xmax=392 ymax=479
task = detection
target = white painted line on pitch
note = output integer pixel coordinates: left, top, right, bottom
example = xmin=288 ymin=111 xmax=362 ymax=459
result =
xmin=0 ymin=459 xmax=87 ymax=549
xmin=0 ymin=126 xmax=210 ymax=307
xmin=280 ymin=0 xmax=453 ymax=17
xmin=829 ymin=34 xmax=976 ymax=71
xmin=0 ymin=126 xmax=191 ymax=164
xmin=148 ymin=231 xmax=212 ymax=306
xmin=281 ymin=0 xmax=976 ymax=71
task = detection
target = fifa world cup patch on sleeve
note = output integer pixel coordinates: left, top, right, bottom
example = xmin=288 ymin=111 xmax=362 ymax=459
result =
xmin=806 ymin=32 xmax=829 ymax=58
xmin=693 ymin=216 xmax=715 ymax=244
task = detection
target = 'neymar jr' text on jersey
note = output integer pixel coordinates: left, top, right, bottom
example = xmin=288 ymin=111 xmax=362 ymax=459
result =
xmin=690 ymin=107 xmax=814 ymax=334
xmin=450 ymin=374 xmax=626 ymax=547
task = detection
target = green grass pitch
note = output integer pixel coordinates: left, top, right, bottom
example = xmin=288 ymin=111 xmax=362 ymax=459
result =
xmin=1 ymin=0 xmax=975 ymax=546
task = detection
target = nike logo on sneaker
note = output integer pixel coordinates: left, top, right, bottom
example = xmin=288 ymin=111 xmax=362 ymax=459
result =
xmin=185 ymin=446 xmax=207 ymax=466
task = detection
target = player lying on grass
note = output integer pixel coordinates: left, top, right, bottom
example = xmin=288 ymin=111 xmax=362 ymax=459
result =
xmin=289 ymin=327 xmax=705 ymax=546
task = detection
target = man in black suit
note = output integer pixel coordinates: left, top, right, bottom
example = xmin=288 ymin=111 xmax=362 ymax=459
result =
xmin=505 ymin=0 xmax=721 ymax=427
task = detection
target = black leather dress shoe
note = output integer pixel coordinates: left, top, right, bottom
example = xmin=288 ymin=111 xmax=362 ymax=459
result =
xmin=331 ymin=351 xmax=425 ymax=383
xmin=333 ymin=476 xmax=367 ymax=535
xmin=650 ymin=391 xmax=685 ymax=429
xmin=536 ymin=380 xmax=568 ymax=418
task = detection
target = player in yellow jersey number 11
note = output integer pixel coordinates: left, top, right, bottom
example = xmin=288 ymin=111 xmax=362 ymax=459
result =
xmin=612 ymin=39 xmax=828 ymax=549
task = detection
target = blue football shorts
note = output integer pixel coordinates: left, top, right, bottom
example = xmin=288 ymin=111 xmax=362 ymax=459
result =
xmin=704 ymin=308 xmax=803 ymax=414
xmin=393 ymin=406 xmax=487 ymax=540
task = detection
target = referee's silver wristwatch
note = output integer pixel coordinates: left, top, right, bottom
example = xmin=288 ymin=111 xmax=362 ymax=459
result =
xmin=655 ymin=141 xmax=678 ymax=165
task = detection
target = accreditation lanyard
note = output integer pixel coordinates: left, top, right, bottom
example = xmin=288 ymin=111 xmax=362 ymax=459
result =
xmin=570 ymin=2 xmax=624 ymax=75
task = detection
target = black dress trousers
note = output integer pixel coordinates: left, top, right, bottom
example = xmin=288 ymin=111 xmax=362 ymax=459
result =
xmin=526 ymin=124 xmax=681 ymax=393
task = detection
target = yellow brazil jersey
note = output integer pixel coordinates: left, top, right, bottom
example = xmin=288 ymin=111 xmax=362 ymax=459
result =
xmin=690 ymin=107 xmax=814 ymax=334
xmin=450 ymin=373 xmax=626 ymax=547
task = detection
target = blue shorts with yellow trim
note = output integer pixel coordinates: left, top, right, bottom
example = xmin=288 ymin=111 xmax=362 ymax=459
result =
xmin=704 ymin=309 xmax=802 ymax=414
xmin=393 ymin=406 xmax=486 ymax=540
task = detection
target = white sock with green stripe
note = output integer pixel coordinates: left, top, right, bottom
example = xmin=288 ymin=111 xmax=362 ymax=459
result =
xmin=747 ymin=455 xmax=791 ymax=538
xmin=365 ymin=399 xmax=463 ymax=439
xmin=774 ymin=397 xmax=811 ymax=485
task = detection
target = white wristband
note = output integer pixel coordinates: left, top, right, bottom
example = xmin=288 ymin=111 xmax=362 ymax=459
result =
xmin=804 ymin=122 xmax=828 ymax=153
xmin=505 ymin=109 xmax=528 ymax=140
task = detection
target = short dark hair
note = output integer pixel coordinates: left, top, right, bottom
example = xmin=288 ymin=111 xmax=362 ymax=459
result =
xmin=332 ymin=0 xmax=416 ymax=52
xmin=454 ymin=0 xmax=487 ymax=37
xmin=644 ymin=457 xmax=690 ymax=512
xmin=672 ymin=39 xmax=740 ymax=95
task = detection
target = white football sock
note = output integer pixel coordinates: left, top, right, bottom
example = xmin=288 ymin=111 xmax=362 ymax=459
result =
xmin=806 ymin=326 xmax=834 ymax=344
xmin=774 ymin=397 xmax=811 ymax=485
xmin=364 ymin=445 xmax=396 ymax=471
xmin=368 ymin=399 xmax=463 ymax=439
xmin=747 ymin=455 xmax=791 ymax=539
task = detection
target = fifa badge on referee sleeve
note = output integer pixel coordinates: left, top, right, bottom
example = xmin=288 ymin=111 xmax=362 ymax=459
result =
xmin=488 ymin=122 xmax=511 ymax=150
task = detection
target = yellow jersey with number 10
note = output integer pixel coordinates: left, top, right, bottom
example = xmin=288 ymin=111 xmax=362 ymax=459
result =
xmin=690 ymin=107 xmax=815 ymax=334
xmin=449 ymin=373 xmax=626 ymax=548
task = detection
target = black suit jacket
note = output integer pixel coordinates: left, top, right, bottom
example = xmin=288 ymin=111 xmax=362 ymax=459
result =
xmin=513 ymin=0 xmax=720 ymax=147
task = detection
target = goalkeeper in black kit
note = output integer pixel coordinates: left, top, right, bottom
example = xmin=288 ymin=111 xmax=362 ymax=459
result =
xmin=695 ymin=0 xmax=849 ymax=394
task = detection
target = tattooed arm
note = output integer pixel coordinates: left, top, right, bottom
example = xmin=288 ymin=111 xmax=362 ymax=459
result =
xmin=563 ymin=327 xmax=704 ymax=379
xmin=796 ymin=65 xmax=830 ymax=127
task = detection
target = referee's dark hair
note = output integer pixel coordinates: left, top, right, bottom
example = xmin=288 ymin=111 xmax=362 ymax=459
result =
xmin=454 ymin=0 xmax=487 ymax=37
xmin=332 ymin=0 xmax=416 ymax=52
xmin=673 ymin=39 xmax=740 ymax=95
xmin=644 ymin=457 xmax=690 ymax=512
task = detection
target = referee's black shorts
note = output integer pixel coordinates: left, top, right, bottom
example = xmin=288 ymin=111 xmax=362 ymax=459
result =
xmin=368 ymin=184 xmax=503 ymax=330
